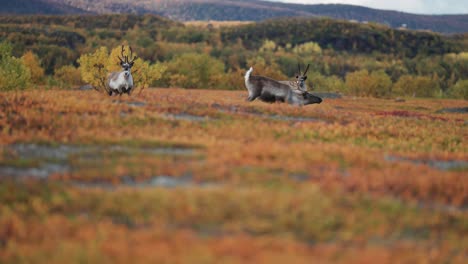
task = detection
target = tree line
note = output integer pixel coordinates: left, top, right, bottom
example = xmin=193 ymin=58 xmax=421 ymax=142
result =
xmin=0 ymin=14 xmax=466 ymax=99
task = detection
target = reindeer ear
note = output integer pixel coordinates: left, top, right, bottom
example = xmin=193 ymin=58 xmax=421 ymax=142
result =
xmin=304 ymin=76 xmax=307 ymax=80
xmin=296 ymin=75 xmax=299 ymax=78
xmin=129 ymin=61 xmax=135 ymax=67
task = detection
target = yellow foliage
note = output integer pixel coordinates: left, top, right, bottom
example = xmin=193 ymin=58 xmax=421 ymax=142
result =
xmin=21 ymin=51 xmax=44 ymax=84
xmin=447 ymin=79 xmax=468 ymax=100
xmin=77 ymin=46 xmax=110 ymax=90
xmin=246 ymin=56 xmax=287 ymax=81
xmin=162 ymin=53 xmax=224 ymax=89
xmin=108 ymin=45 xmax=129 ymax=72
xmin=131 ymin=58 xmax=167 ymax=92
xmin=445 ymin=52 xmax=468 ymax=61
xmin=393 ymin=74 xmax=440 ymax=98
xmin=345 ymin=69 xmax=392 ymax=97
xmin=54 ymin=65 xmax=83 ymax=87
xmin=292 ymin=41 xmax=322 ymax=55
xmin=259 ymin=39 xmax=277 ymax=52
xmin=458 ymin=52 xmax=468 ymax=60
xmin=224 ymin=68 xmax=246 ymax=90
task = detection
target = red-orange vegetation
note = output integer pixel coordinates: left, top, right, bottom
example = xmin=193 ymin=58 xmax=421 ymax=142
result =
xmin=0 ymin=88 xmax=466 ymax=263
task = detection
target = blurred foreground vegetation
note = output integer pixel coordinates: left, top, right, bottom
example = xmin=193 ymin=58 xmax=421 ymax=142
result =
xmin=0 ymin=89 xmax=466 ymax=263
xmin=0 ymin=14 xmax=467 ymax=99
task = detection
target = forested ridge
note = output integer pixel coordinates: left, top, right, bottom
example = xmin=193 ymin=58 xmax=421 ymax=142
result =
xmin=1 ymin=0 xmax=467 ymax=34
xmin=222 ymin=17 xmax=460 ymax=56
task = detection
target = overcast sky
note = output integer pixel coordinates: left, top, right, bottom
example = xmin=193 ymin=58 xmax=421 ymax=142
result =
xmin=267 ymin=0 xmax=468 ymax=14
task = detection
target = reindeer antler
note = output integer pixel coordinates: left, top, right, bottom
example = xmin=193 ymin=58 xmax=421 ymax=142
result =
xmin=303 ymin=64 xmax=310 ymax=75
xmin=116 ymin=45 xmax=137 ymax=65
xmin=128 ymin=46 xmax=137 ymax=64
xmin=117 ymin=45 xmax=125 ymax=64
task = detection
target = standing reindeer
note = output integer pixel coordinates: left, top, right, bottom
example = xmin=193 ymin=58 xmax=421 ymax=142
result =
xmin=107 ymin=45 xmax=137 ymax=96
xmin=244 ymin=66 xmax=322 ymax=106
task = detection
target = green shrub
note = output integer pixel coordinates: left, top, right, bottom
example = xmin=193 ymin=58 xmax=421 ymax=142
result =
xmin=0 ymin=42 xmax=31 ymax=91
xmin=259 ymin=39 xmax=277 ymax=52
xmin=292 ymin=41 xmax=322 ymax=55
xmin=393 ymin=75 xmax=440 ymax=98
xmin=160 ymin=53 xmax=226 ymax=89
xmin=345 ymin=69 xmax=392 ymax=97
xmin=54 ymin=65 xmax=83 ymax=88
xmin=446 ymin=80 xmax=468 ymax=100
xmin=309 ymin=72 xmax=346 ymax=92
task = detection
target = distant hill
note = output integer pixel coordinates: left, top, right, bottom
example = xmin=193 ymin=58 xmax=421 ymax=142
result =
xmin=0 ymin=0 xmax=467 ymax=34
xmin=0 ymin=0 xmax=89 ymax=15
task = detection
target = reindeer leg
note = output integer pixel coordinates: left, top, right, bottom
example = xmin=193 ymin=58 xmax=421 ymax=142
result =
xmin=275 ymin=96 xmax=285 ymax=102
xmin=246 ymin=95 xmax=256 ymax=101
xmin=247 ymin=90 xmax=261 ymax=101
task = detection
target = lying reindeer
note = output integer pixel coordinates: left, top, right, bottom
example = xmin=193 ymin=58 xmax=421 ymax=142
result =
xmin=244 ymin=67 xmax=322 ymax=106
xmin=107 ymin=45 xmax=137 ymax=96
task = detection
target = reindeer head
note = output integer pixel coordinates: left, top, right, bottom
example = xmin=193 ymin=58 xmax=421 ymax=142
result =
xmin=303 ymin=91 xmax=322 ymax=105
xmin=117 ymin=45 xmax=137 ymax=79
xmin=295 ymin=63 xmax=310 ymax=92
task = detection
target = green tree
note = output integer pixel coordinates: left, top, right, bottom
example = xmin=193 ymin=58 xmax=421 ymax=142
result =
xmin=161 ymin=53 xmax=226 ymax=89
xmin=345 ymin=69 xmax=392 ymax=97
xmin=0 ymin=42 xmax=30 ymax=91
xmin=292 ymin=41 xmax=322 ymax=55
xmin=309 ymin=72 xmax=346 ymax=93
xmin=132 ymin=59 xmax=166 ymax=94
xmin=345 ymin=69 xmax=369 ymax=96
xmin=446 ymin=80 xmax=468 ymax=100
xmin=259 ymin=39 xmax=277 ymax=53
xmin=393 ymin=75 xmax=440 ymax=98
xmin=393 ymin=75 xmax=413 ymax=96
xmin=54 ymin=65 xmax=83 ymax=87
xmin=370 ymin=70 xmax=393 ymax=98
xmin=77 ymin=46 xmax=110 ymax=90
